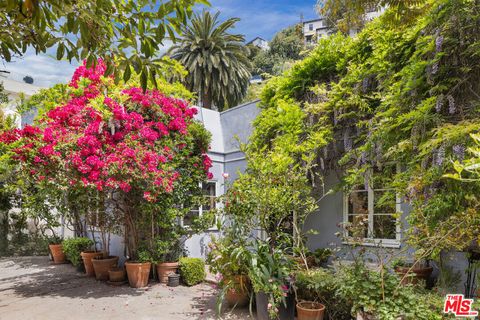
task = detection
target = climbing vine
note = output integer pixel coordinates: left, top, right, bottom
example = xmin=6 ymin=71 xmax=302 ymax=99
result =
xmin=244 ymin=0 xmax=480 ymax=257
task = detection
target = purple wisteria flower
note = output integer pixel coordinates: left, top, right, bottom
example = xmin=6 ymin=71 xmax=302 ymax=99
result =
xmin=435 ymin=95 xmax=444 ymax=112
xmin=435 ymin=34 xmax=444 ymax=52
xmin=344 ymin=127 xmax=352 ymax=151
xmin=431 ymin=62 xmax=439 ymax=75
xmin=361 ymin=151 xmax=367 ymax=165
xmin=435 ymin=145 xmax=445 ymax=166
xmin=447 ymin=95 xmax=455 ymax=114
xmin=452 ymin=144 xmax=465 ymax=161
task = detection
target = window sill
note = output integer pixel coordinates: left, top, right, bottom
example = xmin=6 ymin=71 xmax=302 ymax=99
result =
xmin=342 ymin=239 xmax=401 ymax=249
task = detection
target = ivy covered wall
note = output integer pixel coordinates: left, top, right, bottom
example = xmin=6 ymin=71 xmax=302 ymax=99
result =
xmin=243 ymin=0 xmax=480 ymax=259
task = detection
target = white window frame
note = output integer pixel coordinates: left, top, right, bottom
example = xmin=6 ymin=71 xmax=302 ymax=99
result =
xmin=342 ymin=166 xmax=402 ymax=248
xmin=182 ymin=180 xmax=219 ymax=231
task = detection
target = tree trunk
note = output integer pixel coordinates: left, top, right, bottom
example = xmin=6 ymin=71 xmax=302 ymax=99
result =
xmin=202 ymin=90 xmax=213 ymax=109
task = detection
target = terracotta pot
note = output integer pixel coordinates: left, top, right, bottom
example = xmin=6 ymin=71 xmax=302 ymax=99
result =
xmin=81 ymin=251 xmax=103 ymax=276
xmin=92 ymin=256 xmax=119 ymax=281
xmin=108 ymin=267 xmax=126 ymax=282
xmin=125 ymin=261 xmax=151 ymax=288
xmin=156 ymin=262 xmax=179 ymax=283
xmin=395 ymin=265 xmax=433 ymax=285
xmin=297 ymin=301 xmax=325 ymax=320
xmin=225 ymin=275 xmax=250 ymax=308
xmin=49 ymin=244 xmax=66 ymax=264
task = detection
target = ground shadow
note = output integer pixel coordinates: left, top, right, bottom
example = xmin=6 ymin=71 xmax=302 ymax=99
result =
xmin=187 ymin=287 xmax=253 ymax=320
xmin=0 ymin=256 xmax=143 ymax=299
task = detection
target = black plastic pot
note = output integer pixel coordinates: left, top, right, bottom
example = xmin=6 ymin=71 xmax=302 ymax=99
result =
xmin=76 ymin=263 xmax=86 ymax=273
xmin=168 ymin=273 xmax=180 ymax=287
xmin=255 ymin=291 xmax=295 ymax=320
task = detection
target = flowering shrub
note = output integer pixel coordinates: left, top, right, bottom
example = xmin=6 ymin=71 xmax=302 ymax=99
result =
xmin=1 ymin=59 xmax=213 ymax=257
xmin=5 ymin=60 xmax=212 ymax=200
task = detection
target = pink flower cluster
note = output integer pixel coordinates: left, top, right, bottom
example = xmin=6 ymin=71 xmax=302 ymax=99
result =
xmin=1 ymin=60 xmax=212 ymax=201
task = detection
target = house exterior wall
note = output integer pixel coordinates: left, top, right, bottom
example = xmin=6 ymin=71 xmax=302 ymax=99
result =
xmin=304 ymin=171 xmax=468 ymax=293
xmin=184 ymin=100 xmax=261 ymax=258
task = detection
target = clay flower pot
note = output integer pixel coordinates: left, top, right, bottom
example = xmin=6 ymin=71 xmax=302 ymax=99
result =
xmin=125 ymin=261 xmax=151 ymax=288
xmin=395 ymin=265 xmax=433 ymax=285
xmin=81 ymin=251 xmax=103 ymax=276
xmin=108 ymin=267 xmax=126 ymax=282
xmin=225 ymin=275 xmax=250 ymax=308
xmin=49 ymin=244 xmax=66 ymax=264
xmin=156 ymin=262 xmax=179 ymax=283
xmin=297 ymin=301 xmax=325 ymax=320
xmin=92 ymin=256 xmax=119 ymax=281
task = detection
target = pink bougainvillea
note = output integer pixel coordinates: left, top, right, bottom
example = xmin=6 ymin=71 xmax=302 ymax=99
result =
xmin=3 ymin=60 xmax=212 ymax=201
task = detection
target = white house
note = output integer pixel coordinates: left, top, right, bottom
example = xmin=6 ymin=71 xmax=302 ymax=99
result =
xmin=1 ymin=75 xmax=43 ymax=127
xmin=303 ymin=18 xmax=330 ymax=44
xmin=302 ymin=7 xmax=386 ymax=44
xmin=246 ymin=37 xmax=269 ymax=51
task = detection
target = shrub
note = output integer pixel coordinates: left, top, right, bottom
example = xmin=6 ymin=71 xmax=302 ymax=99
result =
xmin=62 ymin=237 xmax=94 ymax=267
xmin=179 ymin=257 xmax=206 ymax=286
xmin=336 ymin=262 xmax=444 ymax=320
xmin=294 ymin=268 xmax=352 ymax=320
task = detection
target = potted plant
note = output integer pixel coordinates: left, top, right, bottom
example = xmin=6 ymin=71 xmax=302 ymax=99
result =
xmin=92 ymin=254 xmax=119 ymax=281
xmin=155 ymin=238 xmax=183 ymax=284
xmin=392 ymin=258 xmax=433 ymax=285
xmin=125 ymin=249 xmax=152 ymax=288
xmin=305 ymin=248 xmax=332 ymax=268
xmin=48 ymin=235 xmax=65 ymax=264
xmin=294 ymin=269 xmax=330 ymax=320
xmin=248 ymin=240 xmax=295 ymax=320
xmin=81 ymin=250 xmax=104 ymax=276
xmin=62 ymin=237 xmax=94 ymax=272
xmin=207 ymin=235 xmax=252 ymax=309
xmin=108 ymin=267 xmax=126 ymax=285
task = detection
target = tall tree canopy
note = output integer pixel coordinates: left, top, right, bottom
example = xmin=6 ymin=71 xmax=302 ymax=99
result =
xmin=250 ymin=24 xmax=304 ymax=77
xmin=0 ymin=0 xmax=208 ymax=89
xmin=316 ymin=0 xmax=428 ymax=33
xmin=168 ymin=11 xmax=251 ymax=111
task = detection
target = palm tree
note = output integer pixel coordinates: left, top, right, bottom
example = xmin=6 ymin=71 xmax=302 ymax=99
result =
xmin=168 ymin=11 xmax=251 ymax=111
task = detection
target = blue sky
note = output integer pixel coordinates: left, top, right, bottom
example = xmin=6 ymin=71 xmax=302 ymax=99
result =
xmin=2 ymin=0 xmax=318 ymax=88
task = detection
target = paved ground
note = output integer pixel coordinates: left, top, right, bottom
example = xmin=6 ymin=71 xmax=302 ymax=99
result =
xmin=0 ymin=256 xmax=251 ymax=320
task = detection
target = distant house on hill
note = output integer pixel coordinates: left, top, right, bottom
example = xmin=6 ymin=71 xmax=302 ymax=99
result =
xmin=302 ymin=8 xmax=385 ymax=44
xmin=246 ymin=37 xmax=269 ymax=51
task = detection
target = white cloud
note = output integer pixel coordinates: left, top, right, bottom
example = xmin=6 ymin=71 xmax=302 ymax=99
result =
xmin=2 ymin=48 xmax=78 ymax=88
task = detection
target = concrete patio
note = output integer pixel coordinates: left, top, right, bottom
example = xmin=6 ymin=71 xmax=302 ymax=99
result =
xmin=0 ymin=256 xmax=251 ymax=320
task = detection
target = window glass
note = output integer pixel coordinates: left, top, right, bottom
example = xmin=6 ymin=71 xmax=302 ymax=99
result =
xmin=184 ymin=182 xmax=216 ymax=227
xmin=344 ymin=164 xmax=400 ymax=244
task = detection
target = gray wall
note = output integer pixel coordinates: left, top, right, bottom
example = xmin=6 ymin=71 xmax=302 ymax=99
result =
xmin=220 ymin=100 xmax=260 ymax=153
xmin=304 ymin=170 xmax=468 ymax=294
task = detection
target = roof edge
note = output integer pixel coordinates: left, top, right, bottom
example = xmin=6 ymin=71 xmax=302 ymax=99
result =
xmin=220 ymin=99 xmax=260 ymax=114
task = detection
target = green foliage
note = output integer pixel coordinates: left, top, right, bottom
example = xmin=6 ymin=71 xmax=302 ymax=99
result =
xmin=241 ymin=82 xmax=265 ymax=104
xmin=62 ymin=237 xmax=94 ymax=267
xmin=336 ymin=262 xmax=443 ymax=319
xmin=206 ymin=235 xmax=251 ymax=280
xmin=179 ymin=257 xmax=206 ymax=286
xmin=317 ymin=0 xmax=428 ymax=33
xmin=248 ymin=0 xmax=480 ymax=258
xmin=168 ymin=11 xmax=251 ymax=110
xmin=250 ymin=24 xmax=304 ymax=77
xmin=247 ymin=239 xmax=294 ymax=319
xmin=294 ymin=268 xmax=352 ymax=320
xmin=0 ymin=0 xmax=210 ymax=90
